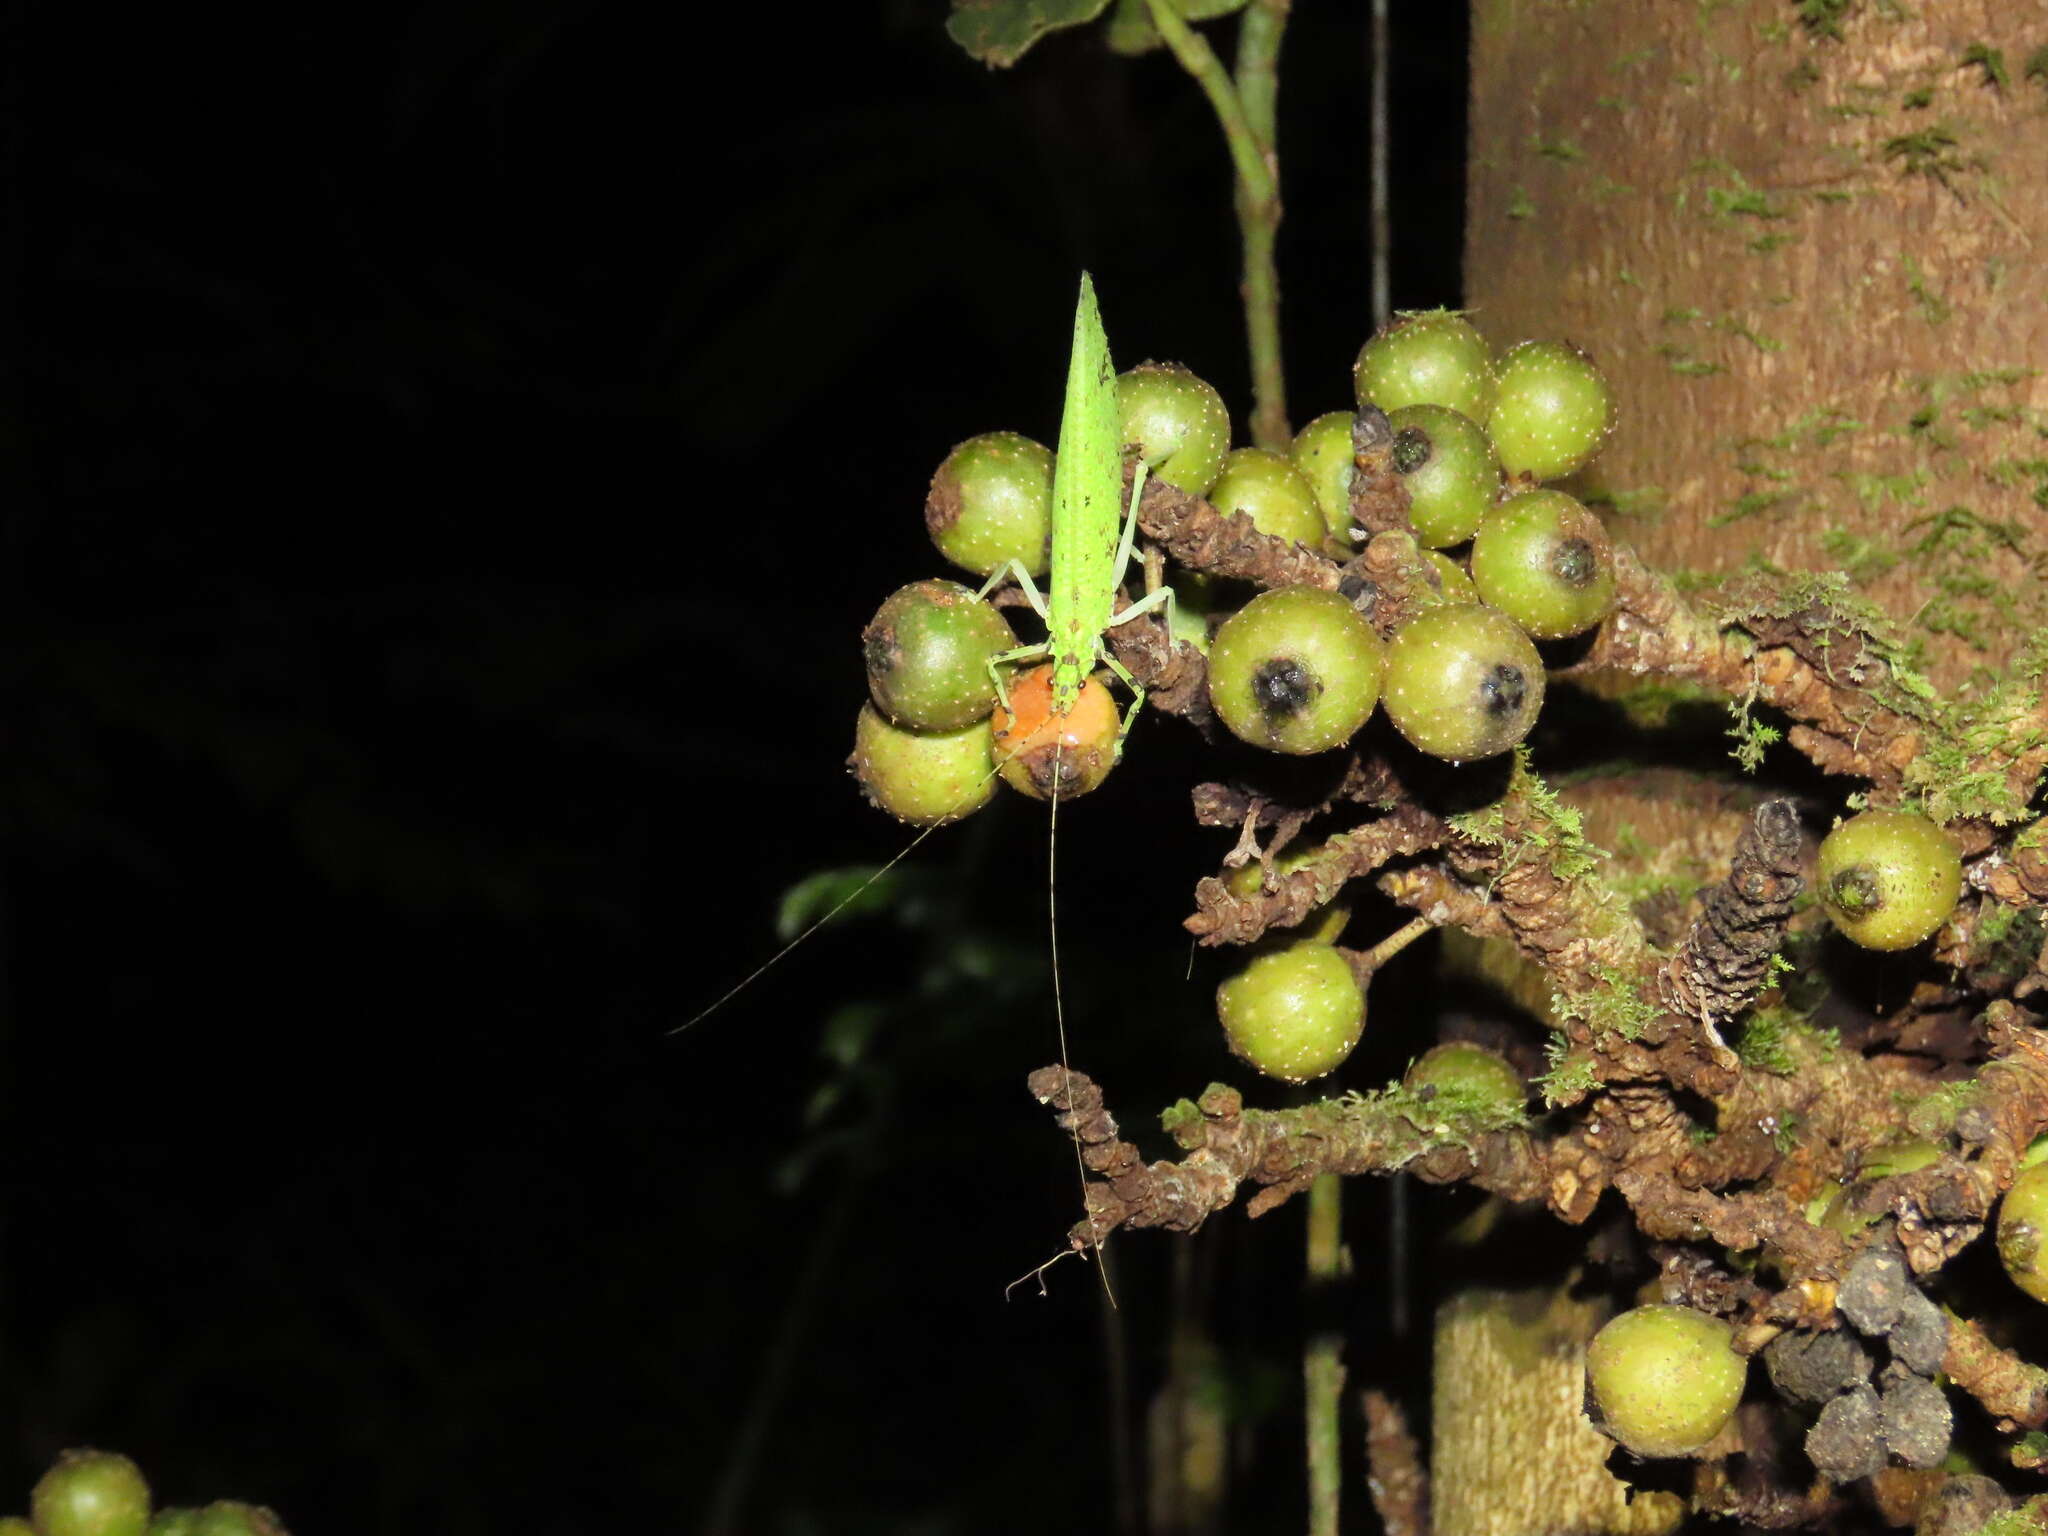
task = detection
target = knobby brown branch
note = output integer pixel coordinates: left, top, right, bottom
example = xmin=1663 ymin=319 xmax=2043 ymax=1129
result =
xmin=1946 ymin=1311 xmax=2048 ymax=1431
xmin=1566 ymin=549 xmax=1923 ymax=791
xmin=1183 ymin=804 xmax=1444 ymax=945
xmin=1025 ymin=1068 xmax=1545 ymax=1252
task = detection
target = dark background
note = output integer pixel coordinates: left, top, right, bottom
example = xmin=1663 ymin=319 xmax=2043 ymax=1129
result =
xmin=7 ymin=1 xmax=1469 ymax=1528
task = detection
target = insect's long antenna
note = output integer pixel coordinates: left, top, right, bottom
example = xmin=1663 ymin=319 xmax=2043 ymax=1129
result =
xmin=668 ymin=765 xmax=1001 ymax=1037
xmin=1049 ymin=738 xmax=1117 ymax=1307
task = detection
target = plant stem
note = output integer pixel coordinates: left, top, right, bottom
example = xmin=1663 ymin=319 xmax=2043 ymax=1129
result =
xmin=1143 ymin=0 xmax=1290 ymax=452
xmin=1361 ymin=914 xmax=1434 ymax=973
xmin=1369 ymin=0 xmax=1391 ymax=330
xmin=1305 ymin=1172 xmax=1346 ymax=1536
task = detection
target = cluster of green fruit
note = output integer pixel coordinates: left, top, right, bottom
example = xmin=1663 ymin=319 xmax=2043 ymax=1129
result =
xmin=1203 ymin=313 xmax=1622 ymax=1082
xmin=0 ymin=1450 xmax=286 ymax=1536
xmin=847 ymin=310 xmax=1626 ymax=1081
xmin=1211 ymin=312 xmax=1618 ymax=770
xmin=850 ymin=357 xmax=1242 ymax=826
xmin=849 ymin=310 xmax=1622 ymax=832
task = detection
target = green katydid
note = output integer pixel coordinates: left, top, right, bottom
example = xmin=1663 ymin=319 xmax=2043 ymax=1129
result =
xmin=676 ymin=277 xmax=1177 ymax=1253
xmin=973 ymin=271 xmax=1173 ymax=787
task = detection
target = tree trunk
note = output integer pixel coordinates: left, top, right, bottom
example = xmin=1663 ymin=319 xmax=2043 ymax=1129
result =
xmin=1466 ymin=0 xmax=2048 ymax=690
xmin=1430 ymin=5 xmax=2048 ymax=1528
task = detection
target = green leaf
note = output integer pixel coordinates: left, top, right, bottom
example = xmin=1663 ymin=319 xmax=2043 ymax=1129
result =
xmin=775 ymin=865 xmax=906 ymax=940
xmin=1107 ymin=0 xmax=1250 ymax=56
xmin=945 ymin=0 xmax=1116 ymax=68
xmin=820 ymin=1002 xmax=887 ymax=1068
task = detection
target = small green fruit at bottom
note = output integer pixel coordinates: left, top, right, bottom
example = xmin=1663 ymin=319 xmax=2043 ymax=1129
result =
xmin=1216 ymin=942 xmax=1365 ymax=1082
xmin=1207 ymin=587 xmax=1384 ymax=754
xmin=1403 ymin=1043 xmax=1526 ymax=1115
xmin=1584 ymin=1304 xmax=1746 ymax=1459
xmin=924 ymin=431 xmax=1054 ymax=578
xmin=1469 ymin=489 xmax=1617 ymax=639
xmin=850 ymin=705 xmax=995 ymax=826
xmin=146 ymin=1515 xmax=201 ymax=1536
xmin=0 ymin=1518 xmax=34 ymax=1536
xmin=1209 ymin=447 xmax=1326 ymax=546
xmin=1817 ymin=809 xmax=1962 ymax=950
xmin=1999 ymin=1162 xmax=2048 ymax=1303
xmin=1381 ymin=604 xmax=1546 ymax=762
xmin=1117 ymin=362 xmax=1231 ymax=495
xmin=1487 ymin=339 xmax=1615 ymax=483
xmin=1353 ymin=311 xmax=1496 ymax=422
xmin=1385 ymin=404 xmax=1500 ymax=548
xmin=31 ymin=1451 xmax=151 ymax=1536
xmin=862 ymin=579 xmax=1018 ymax=731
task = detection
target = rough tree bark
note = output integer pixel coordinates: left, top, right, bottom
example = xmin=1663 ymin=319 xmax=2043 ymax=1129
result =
xmin=1437 ymin=3 xmax=2048 ymax=1531
xmin=1468 ymin=0 xmax=2048 ymax=692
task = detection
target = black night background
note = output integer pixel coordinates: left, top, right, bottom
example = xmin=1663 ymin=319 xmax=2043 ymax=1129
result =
xmin=9 ymin=2 xmax=1469 ymax=1528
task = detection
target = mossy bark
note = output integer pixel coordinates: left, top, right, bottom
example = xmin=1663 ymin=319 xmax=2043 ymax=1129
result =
xmin=1466 ymin=0 xmax=2048 ymax=691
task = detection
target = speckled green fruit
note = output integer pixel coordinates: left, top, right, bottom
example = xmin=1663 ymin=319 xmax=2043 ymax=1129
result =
xmin=1585 ymin=1305 xmax=1746 ymax=1459
xmin=1817 ymin=809 xmax=1962 ymax=951
xmin=849 ymin=705 xmax=995 ymax=826
xmin=1487 ymin=340 xmax=1615 ymax=483
xmin=862 ymin=580 xmax=1018 ymax=732
xmin=1999 ymin=1162 xmax=2048 ymax=1303
xmin=924 ymin=431 xmax=1053 ymax=578
xmin=1353 ymin=311 xmax=1495 ymax=422
xmin=1469 ymin=489 xmax=1617 ymax=639
xmin=1209 ymin=447 xmax=1325 ymax=546
xmin=1217 ymin=942 xmax=1365 ymax=1082
xmin=1165 ymin=570 xmax=1233 ymax=654
xmin=1226 ymin=852 xmax=1351 ymax=947
xmin=1403 ymin=1043 xmax=1525 ymax=1113
xmin=1117 ymin=363 xmax=1231 ymax=495
xmin=146 ymin=1515 xmax=200 ymax=1536
xmin=0 ymin=1518 xmax=34 ymax=1536
xmin=1423 ymin=550 xmax=1478 ymax=604
xmin=1381 ymin=604 xmax=1545 ymax=762
xmin=1290 ymin=411 xmax=1357 ymax=546
xmin=1385 ymin=404 xmax=1500 ymax=548
xmin=31 ymin=1451 xmax=151 ymax=1536
xmin=184 ymin=1504 xmax=288 ymax=1536
xmin=1207 ymin=587 xmax=1384 ymax=755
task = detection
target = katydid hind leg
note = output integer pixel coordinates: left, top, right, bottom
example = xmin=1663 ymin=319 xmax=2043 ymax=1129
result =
xmin=1109 ymin=456 xmax=1152 ymax=587
xmin=976 ymin=559 xmax=1053 ymax=708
